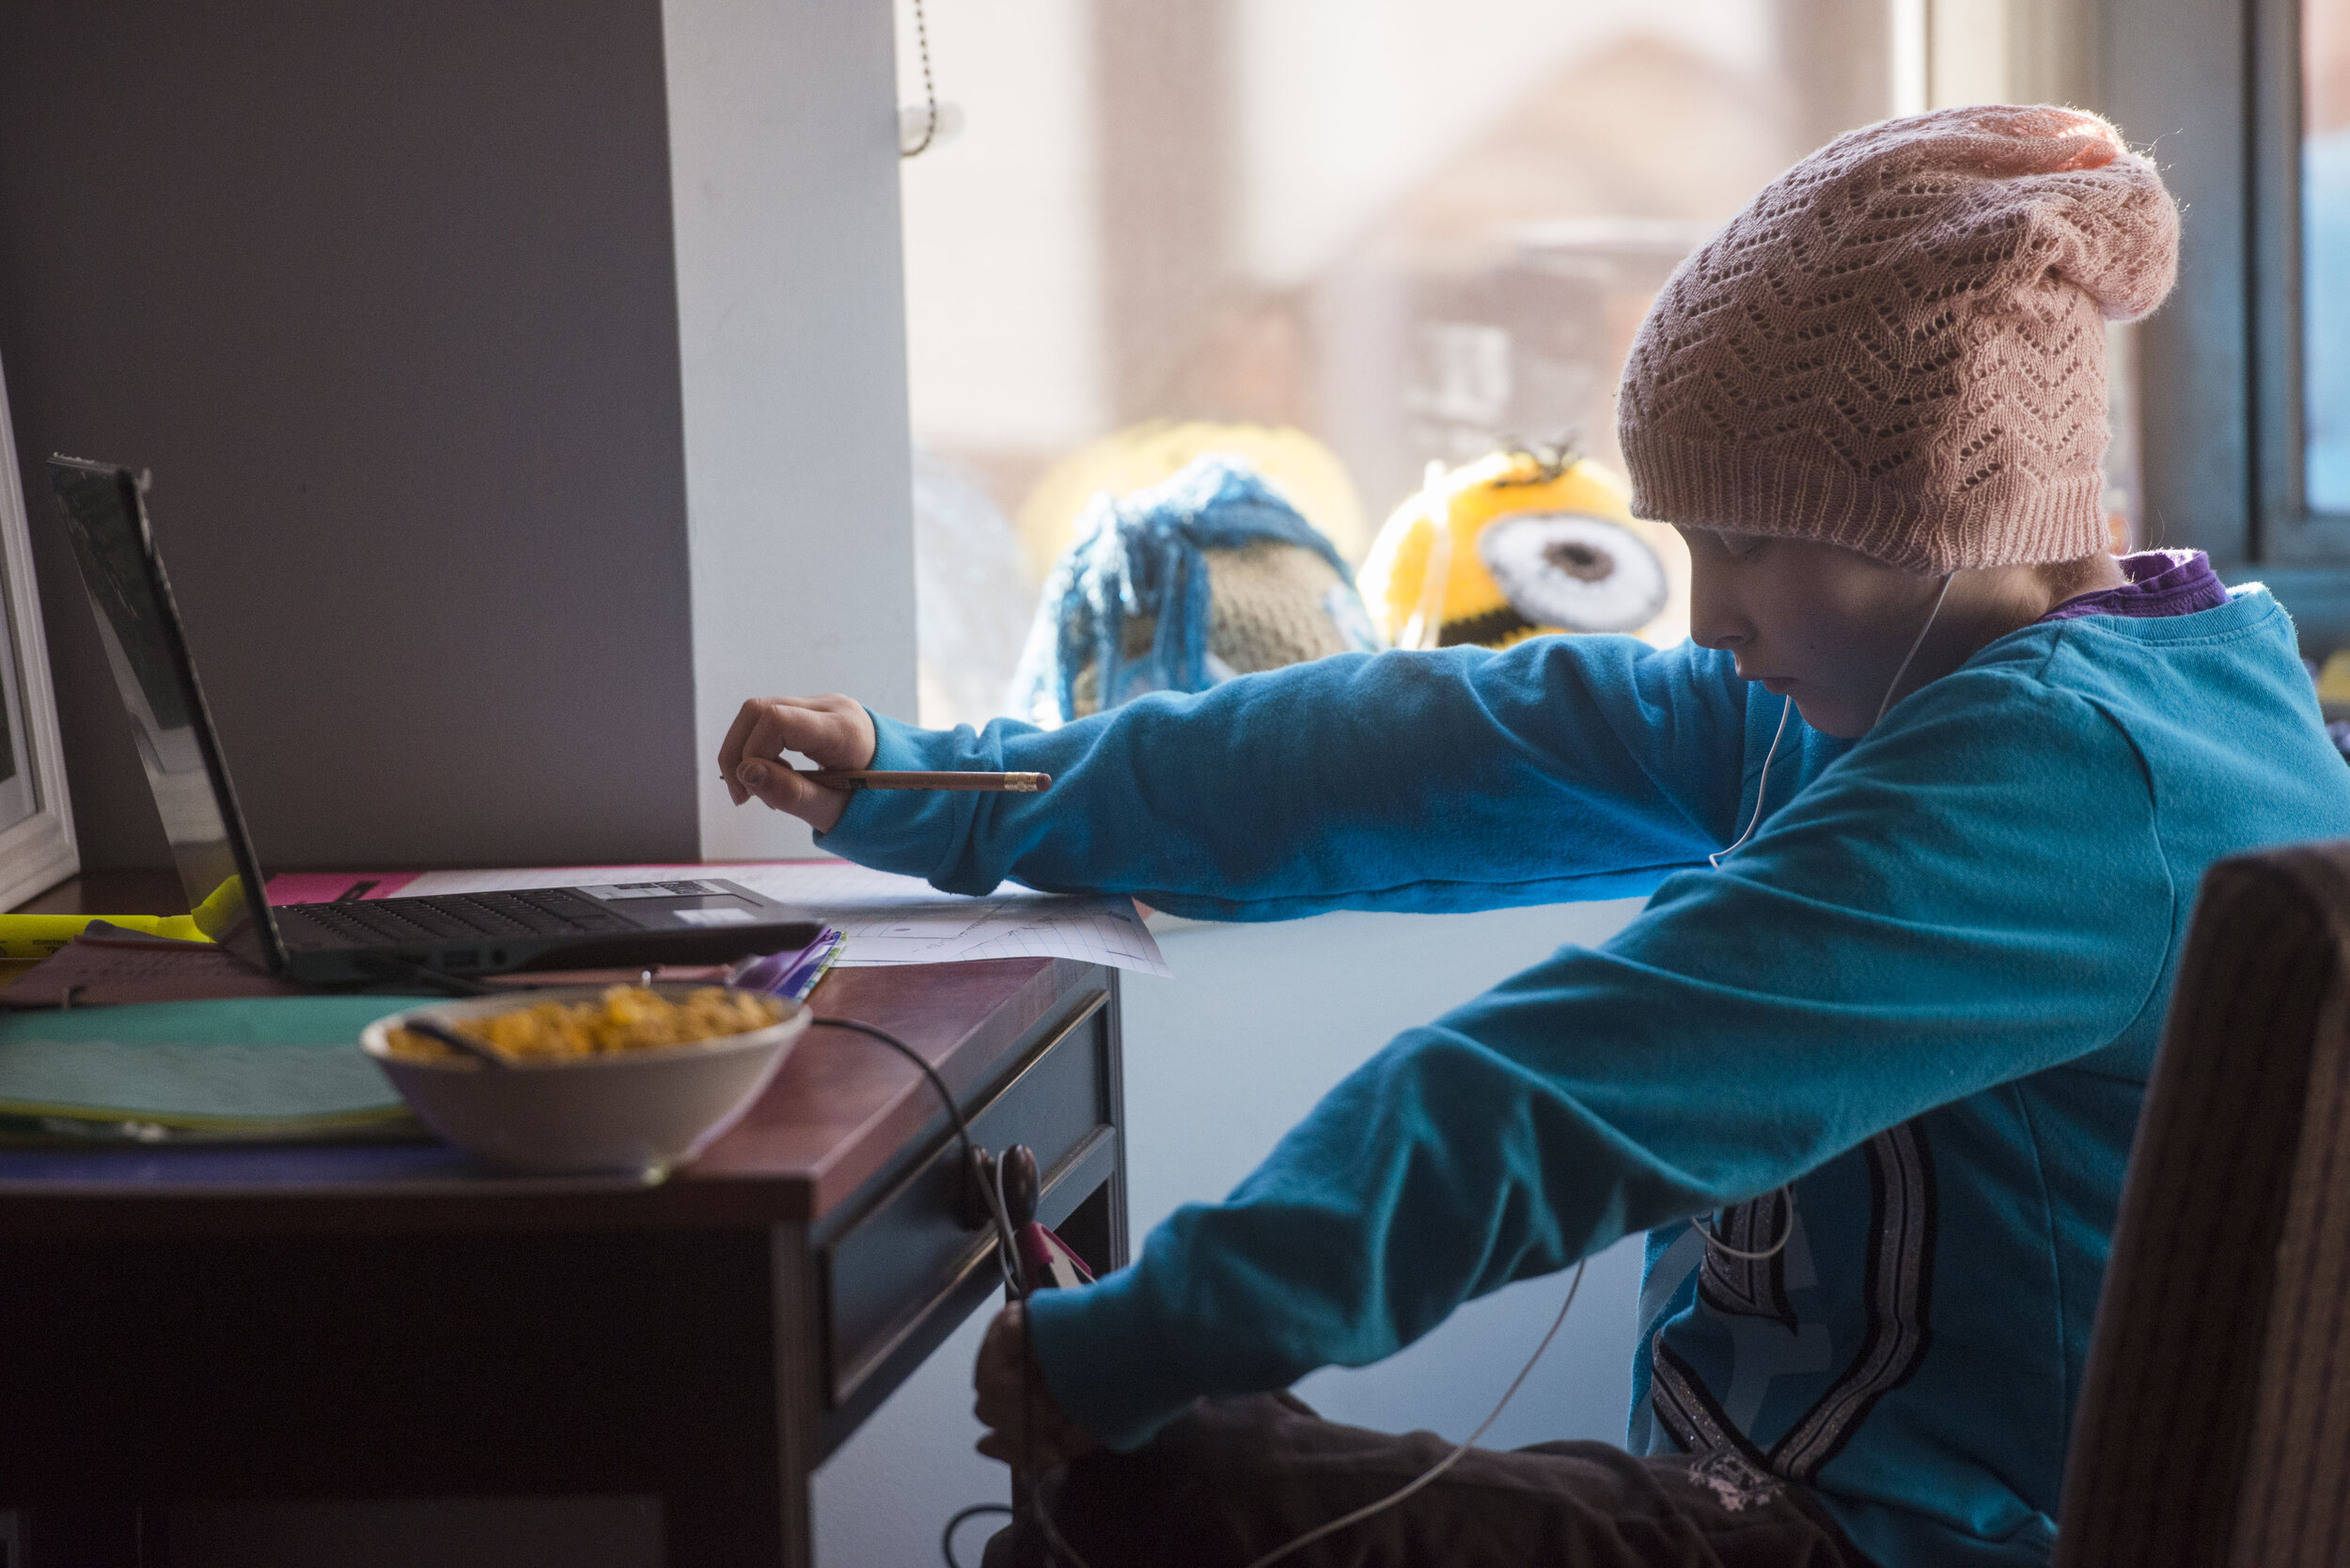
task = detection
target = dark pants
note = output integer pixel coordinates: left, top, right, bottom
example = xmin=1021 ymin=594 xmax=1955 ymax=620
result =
xmin=985 ymin=1394 xmax=1877 ymax=1568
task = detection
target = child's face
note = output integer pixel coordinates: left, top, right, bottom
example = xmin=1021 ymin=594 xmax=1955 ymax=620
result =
xmin=1675 ymin=526 xmax=1955 ymax=739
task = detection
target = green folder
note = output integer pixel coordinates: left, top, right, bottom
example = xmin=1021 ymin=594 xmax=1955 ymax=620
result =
xmin=0 ymin=996 xmax=431 ymax=1141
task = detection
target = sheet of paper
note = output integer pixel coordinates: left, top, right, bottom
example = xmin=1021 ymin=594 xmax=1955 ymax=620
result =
xmin=378 ymin=860 xmax=1171 ymax=977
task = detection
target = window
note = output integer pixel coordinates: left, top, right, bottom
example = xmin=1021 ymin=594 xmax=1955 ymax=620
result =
xmin=894 ymin=1 xmax=1925 ymax=728
xmin=2307 ymin=0 xmax=2350 ymax=513
xmin=2242 ymin=0 xmax=2350 ymax=611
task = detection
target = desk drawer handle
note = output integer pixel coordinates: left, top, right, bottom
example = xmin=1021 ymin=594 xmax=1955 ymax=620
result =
xmin=950 ymin=990 xmax=1108 ymax=1231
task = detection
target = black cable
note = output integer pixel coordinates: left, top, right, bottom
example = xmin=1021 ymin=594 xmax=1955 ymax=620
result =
xmin=809 ymin=1015 xmax=1018 ymax=1269
xmin=1019 ymin=1289 xmax=1095 ymax=1568
xmin=941 ymin=1502 xmax=1013 ymax=1568
xmin=809 ymin=1015 xmax=982 ymax=1164
xmin=351 ymin=953 xmax=493 ymax=996
xmin=810 ymin=1016 xmax=1072 ymax=1565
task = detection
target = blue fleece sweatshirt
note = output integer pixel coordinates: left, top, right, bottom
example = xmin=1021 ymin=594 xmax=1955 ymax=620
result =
xmin=820 ymin=585 xmax=2350 ymax=1566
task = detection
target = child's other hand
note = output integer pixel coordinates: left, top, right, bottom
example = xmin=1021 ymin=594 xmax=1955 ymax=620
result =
xmin=974 ymin=1303 xmax=1099 ymax=1473
xmin=717 ymin=695 xmax=877 ymax=834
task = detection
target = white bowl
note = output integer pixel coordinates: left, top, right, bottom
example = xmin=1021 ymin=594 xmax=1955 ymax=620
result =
xmin=360 ymin=985 xmax=808 ymax=1177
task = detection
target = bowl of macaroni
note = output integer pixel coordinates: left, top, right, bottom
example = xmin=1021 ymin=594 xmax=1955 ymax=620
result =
xmin=362 ymin=983 xmax=808 ymax=1177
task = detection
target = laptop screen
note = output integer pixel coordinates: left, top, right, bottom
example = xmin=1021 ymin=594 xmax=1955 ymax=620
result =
xmin=47 ymin=460 xmax=273 ymax=954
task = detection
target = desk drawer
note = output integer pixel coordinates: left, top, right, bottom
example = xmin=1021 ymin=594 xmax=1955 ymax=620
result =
xmin=822 ymin=990 xmax=1113 ymax=1406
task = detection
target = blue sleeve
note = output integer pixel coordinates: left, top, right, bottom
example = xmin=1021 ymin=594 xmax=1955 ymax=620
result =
xmin=820 ymin=638 xmax=1804 ymax=918
xmin=1024 ymin=671 xmax=2175 ymax=1450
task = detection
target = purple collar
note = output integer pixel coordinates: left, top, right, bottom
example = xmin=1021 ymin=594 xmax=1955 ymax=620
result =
xmin=2036 ymin=550 xmax=2230 ymax=623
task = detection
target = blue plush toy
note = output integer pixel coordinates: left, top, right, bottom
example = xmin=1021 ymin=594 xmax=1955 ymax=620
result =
xmin=1007 ymin=455 xmax=1383 ymax=726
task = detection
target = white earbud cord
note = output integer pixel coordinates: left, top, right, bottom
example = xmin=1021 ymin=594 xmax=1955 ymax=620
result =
xmin=1021 ymin=1261 xmax=1590 ymax=1568
xmin=1236 ymin=1260 xmax=1588 ymax=1568
xmin=1710 ymin=569 xmax=1956 ymax=872
xmin=1710 ymin=696 xmax=1793 ymax=870
xmin=1873 ymin=572 xmax=1956 ymax=730
xmin=1696 ymin=1186 xmax=1797 ymax=1261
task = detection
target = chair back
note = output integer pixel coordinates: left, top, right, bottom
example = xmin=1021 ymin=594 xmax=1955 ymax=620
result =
xmin=2059 ymin=839 xmax=2350 ymax=1566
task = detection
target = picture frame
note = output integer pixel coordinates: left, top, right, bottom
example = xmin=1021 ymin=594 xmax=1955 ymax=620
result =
xmin=0 ymin=353 xmax=79 ymax=909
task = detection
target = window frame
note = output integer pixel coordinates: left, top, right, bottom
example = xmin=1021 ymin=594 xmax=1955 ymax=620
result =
xmin=2251 ymin=0 xmax=2350 ymax=564
xmin=2118 ymin=0 xmax=2350 ymax=643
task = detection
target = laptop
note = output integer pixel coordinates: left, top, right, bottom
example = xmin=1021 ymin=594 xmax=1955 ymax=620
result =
xmin=46 ymin=456 xmax=822 ymax=985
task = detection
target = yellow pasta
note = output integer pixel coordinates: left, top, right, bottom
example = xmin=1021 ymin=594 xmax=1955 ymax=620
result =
xmin=384 ymin=986 xmax=785 ymax=1064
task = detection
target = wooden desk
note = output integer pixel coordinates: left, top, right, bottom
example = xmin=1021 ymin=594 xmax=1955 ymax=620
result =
xmin=0 ymin=874 xmax=1128 ymax=1567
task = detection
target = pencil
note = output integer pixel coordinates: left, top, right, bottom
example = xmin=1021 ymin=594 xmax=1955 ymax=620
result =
xmin=796 ymin=770 xmax=1052 ymax=792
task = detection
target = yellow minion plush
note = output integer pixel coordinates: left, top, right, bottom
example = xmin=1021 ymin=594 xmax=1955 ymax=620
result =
xmin=1356 ymin=448 xmax=1687 ymax=651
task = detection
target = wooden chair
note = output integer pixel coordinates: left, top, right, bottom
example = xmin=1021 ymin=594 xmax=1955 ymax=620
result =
xmin=2059 ymin=839 xmax=2350 ymax=1566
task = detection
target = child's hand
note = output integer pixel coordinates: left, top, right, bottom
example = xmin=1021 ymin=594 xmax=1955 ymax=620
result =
xmin=973 ymin=1303 xmax=1099 ymax=1473
xmin=717 ymin=695 xmax=878 ymax=834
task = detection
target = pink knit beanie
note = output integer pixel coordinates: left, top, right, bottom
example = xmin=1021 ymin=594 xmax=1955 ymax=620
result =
xmin=1617 ymin=104 xmax=2180 ymax=572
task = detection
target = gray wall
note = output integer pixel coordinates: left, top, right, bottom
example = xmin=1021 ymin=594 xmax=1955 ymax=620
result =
xmin=0 ymin=0 xmax=694 ymax=870
xmin=0 ymin=0 xmax=918 ymax=873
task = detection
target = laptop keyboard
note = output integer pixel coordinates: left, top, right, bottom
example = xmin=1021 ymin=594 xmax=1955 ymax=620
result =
xmin=276 ymin=887 xmax=635 ymax=949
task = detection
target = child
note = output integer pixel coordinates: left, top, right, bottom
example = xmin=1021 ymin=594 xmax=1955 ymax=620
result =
xmin=719 ymin=106 xmax=2350 ymax=1567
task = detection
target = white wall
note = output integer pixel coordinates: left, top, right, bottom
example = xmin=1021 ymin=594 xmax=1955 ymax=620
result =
xmin=814 ymin=898 xmax=1650 ymax=1565
xmin=667 ymin=0 xmax=925 ymax=862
